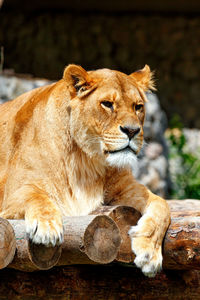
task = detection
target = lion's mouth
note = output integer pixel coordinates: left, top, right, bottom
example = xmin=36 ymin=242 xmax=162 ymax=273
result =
xmin=105 ymin=146 xmax=137 ymax=155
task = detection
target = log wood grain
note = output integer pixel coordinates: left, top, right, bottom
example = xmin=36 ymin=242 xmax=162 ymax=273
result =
xmin=163 ymin=200 xmax=200 ymax=270
xmin=0 ymin=266 xmax=200 ymax=300
xmin=2 ymin=200 xmax=200 ymax=272
xmin=0 ymin=218 xmax=16 ymax=269
xmin=9 ymin=215 xmax=121 ymax=271
xmin=94 ymin=201 xmax=200 ymax=270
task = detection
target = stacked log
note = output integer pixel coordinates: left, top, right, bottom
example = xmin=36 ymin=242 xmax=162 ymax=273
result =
xmin=0 ymin=200 xmax=200 ymax=299
xmin=0 ymin=200 xmax=200 ymax=272
xmin=8 ymin=215 xmax=121 ymax=271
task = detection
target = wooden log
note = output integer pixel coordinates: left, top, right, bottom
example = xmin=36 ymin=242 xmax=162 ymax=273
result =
xmin=28 ymin=241 xmax=62 ymax=270
xmin=0 ymin=218 xmax=16 ymax=269
xmin=58 ymin=215 xmax=121 ymax=266
xmin=94 ymin=201 xmax=200 ymax=270
xmin=163 ymin=199 xmax=200 ymax=270
xmin=92 ymin=205 xmax=141 ymax=262
xmin=168 ymin=199 xmax=200 ymax=213
xmin=8 ymin=219 xmax=60 ymax=271
xmin=5 ymin=200 xmax=200 ymax=271
xmin=0 ymin=266 xmax=200 ymax=299
xmin=9 ymin=214 xmax=121 ymax=271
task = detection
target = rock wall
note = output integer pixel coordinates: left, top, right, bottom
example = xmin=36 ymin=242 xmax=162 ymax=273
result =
xmin=0 ymin=75 xmax=169 ymax=197
xmin=138 ymin=93 xmax=169 ymax=197
xmin=0 ymin=12 xmax=200 ymax=127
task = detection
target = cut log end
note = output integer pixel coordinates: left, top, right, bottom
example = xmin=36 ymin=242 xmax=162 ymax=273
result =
xmin=83 ymin=215 xmax=121 ymax=264
xmin=92 ymin=206 xmax=141 ymax=263
xmin=28 ymin=241 xmax=62 ymax=270
xmin=109 ymin=206 xmax=140 ymax=262
xmin=0 ymin=218 xmax=16 ymax=269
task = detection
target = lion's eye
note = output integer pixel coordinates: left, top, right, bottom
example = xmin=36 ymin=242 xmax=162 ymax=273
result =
xmin=101 ymin=101 xmax=113 ymax=110
xmin=135 ymin=104 xmax=143 ymax=111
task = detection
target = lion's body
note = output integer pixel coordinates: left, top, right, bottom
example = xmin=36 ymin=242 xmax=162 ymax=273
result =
xmin=0 ymin=65 xmax=170 ymax=277
xmin=0 ymin=82 xmax=104 ymax=218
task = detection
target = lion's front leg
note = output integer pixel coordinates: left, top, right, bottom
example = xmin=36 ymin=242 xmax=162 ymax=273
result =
xmin=1 ymin=184 xmax=63 ymax=247
xmin=128 ymin=192 xmax=170 ymax=277
xmin=25 ymin=196 xmax=63 ymax=247
xmin=104 ymin=168 xmax=171 ymax=277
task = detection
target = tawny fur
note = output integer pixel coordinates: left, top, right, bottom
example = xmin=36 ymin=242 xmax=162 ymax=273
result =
xmin=0 ymin=65 xmax=170 ymax=277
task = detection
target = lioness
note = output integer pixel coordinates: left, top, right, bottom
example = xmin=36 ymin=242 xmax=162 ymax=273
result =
xmin=0 ymin=64 xmax=170 ymax=277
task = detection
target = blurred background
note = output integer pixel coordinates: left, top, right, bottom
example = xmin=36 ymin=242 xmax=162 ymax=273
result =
xmin=0 ymin=0 xmax=200 ymax=199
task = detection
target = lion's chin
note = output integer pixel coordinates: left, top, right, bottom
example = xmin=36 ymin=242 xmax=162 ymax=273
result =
xmin=106 ymin=149 xmax=138 ymax=172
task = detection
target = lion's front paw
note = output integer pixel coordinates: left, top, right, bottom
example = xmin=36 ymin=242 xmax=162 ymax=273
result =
xmin=128 ymin=225 xmax=162 ymax=278
xmin=26 ymin=216 xmax=63 ymax=247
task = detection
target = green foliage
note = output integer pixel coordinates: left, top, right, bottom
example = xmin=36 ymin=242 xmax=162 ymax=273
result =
xmin=167 ymin=117 xmax=200 ymax=199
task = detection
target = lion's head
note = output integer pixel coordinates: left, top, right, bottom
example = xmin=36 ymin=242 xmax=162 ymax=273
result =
xmin=63 ymin=64 xmax=155 ymax=169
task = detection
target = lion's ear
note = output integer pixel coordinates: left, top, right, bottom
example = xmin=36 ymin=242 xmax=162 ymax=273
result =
xmin=130 ymin=65 xmax=156 ymax=92
xmin=63 ymin=64 xmax=96 ymax=97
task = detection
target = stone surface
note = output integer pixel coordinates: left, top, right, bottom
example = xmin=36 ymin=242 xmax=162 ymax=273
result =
xmin=0 ymin=75 xmax=169 ymax=197
xmin=0 ymin=75 xmax=51 ymax=103
xmin=183 ymin=129 xmax=200 ymax=158
xmin=136 ymin=92 xmax=169 ymax=197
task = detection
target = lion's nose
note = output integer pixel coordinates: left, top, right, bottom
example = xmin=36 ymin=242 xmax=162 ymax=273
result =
xmin=120 ymin=126 xmax=140 ymax=140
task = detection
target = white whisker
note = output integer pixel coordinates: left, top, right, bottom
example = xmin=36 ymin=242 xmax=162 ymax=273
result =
xmin=103 ymin=138 xmax=127 ymax=142
xmin=103 ymin=134 xmax=125 ymax=138
xmin=103 ymin=142 xmax=126 ymax=148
